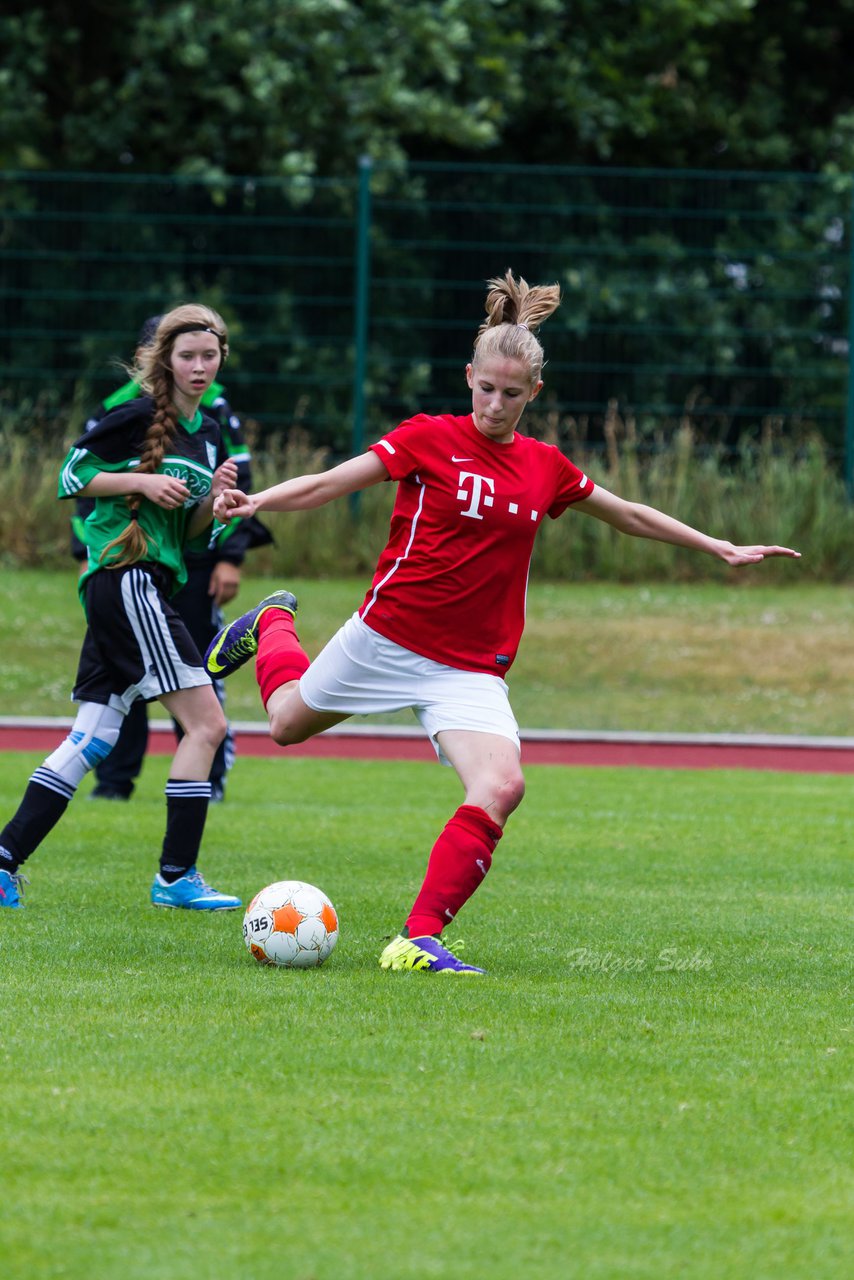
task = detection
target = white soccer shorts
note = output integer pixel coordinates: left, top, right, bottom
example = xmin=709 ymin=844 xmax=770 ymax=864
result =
xmin=299 ymin=613 xmax=521 ymax=765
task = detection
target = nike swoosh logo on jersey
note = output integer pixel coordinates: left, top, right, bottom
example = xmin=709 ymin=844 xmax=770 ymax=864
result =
xmin=451 ymin=455 xmax=474 ymax=463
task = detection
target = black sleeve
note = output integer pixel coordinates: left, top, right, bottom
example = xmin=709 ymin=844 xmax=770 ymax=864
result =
xmin=69 ymin=396 xmax=155 ymax=460
xmin=208 ymin=395 xmax=274 ymax=559
xmin=69 ymin=399 xmax=149 ymax=559
xmin=210 ymin=394 xmax=252 ymax=491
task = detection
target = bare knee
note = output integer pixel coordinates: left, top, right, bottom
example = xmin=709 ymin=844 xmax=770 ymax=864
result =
xmin=192 ymin=707 xmax=227 ymax=754
xmin=268 ymin=691 xmax=332 ymax=746
xmin=268 ymin=701 xmax=307 ymax=745
xmin=468 ymin=770 xmax=526 ymax=826
xmin=270 ymin=718 xmax=300 ymax=747
xmin=497 ymin=771 xmax=526 ymax=821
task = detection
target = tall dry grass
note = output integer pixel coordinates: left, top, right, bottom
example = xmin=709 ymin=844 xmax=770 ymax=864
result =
xmin=2 ymin=409 xmax=853 ymax=581
xmin=529 ymin=401 xmax=854 ymax=582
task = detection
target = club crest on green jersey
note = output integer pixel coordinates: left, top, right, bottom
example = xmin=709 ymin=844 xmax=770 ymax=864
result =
xmin=163 ymin=460 xmax=211 ymax=503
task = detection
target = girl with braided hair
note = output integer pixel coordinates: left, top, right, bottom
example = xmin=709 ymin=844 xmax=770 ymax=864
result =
xmin=203 ymin=271 xmax=800 ymax=971
xmin=0 ymin=305 xmax=242 ymax=911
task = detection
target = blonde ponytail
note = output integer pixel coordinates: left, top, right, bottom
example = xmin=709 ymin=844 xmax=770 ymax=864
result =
xmin=473 ymin=269 xmax=561 ymax=385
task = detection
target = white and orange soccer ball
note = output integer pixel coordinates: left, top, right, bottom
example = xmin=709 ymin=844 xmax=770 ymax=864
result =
xmin=243 ymin=880 xmax=339 ymax=968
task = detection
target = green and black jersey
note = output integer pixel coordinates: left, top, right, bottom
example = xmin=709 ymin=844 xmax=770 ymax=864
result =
xmin=70 ymin=379 xmax=268 ymax=565
xmin=58 ymin=396 xmax=225 ymax=607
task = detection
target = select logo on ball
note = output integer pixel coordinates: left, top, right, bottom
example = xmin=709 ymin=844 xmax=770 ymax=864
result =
xmin=242 ymin=880 xmax=339 ymax=968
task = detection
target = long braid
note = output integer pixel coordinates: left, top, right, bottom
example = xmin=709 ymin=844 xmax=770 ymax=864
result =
xmin=97 ymin=376 xmax=177 ymax=568
xmin=139 ymin=375 xmax=179 ymax=479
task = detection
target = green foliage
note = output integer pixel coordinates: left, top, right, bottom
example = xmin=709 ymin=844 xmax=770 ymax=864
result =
xmin=366 ymin=164 xmax=850 ymax=452
xmin=514 ymin=0 xmax=854 ymax=171
xmin=3 ymin=8 xmax=850 ymax=458
xmin=0 ymin=0 xmax=538 ymax=179
xmin=3 ymin=163 xmax=848 ymax=455
xmin=1 ymin=756 xmax=851 ymax=1278
xmin=3 ymin=2 xmax=853 ymax=175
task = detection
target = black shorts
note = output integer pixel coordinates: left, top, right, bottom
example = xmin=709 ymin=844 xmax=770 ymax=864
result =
xmin=72 ymin=564 xmax=212 ymax=712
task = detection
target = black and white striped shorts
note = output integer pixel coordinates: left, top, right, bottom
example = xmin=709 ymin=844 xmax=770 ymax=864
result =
xmin=72 ymin=563 xmax=211 ymax=712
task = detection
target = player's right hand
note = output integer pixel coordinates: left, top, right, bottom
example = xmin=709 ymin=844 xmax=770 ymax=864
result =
xmin=140 ymin=473 xmax=191 ymax=508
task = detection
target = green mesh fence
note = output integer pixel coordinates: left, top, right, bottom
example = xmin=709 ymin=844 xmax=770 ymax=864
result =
xmin=1 ymin=163 xmax=851 ymax=467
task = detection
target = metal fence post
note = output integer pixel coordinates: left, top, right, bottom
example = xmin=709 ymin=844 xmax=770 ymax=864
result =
xmin=350 ymin=156 xmax=373 ymax=512
xmin=846 ymin=178 xmax=854 ymax=499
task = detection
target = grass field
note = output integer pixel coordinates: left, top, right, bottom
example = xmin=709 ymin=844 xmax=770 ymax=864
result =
xmin=2 ymin=570 xmax=854 ymax=735
xmin=1 ymin=571 xmax=851 ymax=1276
xmin=1 ymin=750 xmax=851 ymax=1279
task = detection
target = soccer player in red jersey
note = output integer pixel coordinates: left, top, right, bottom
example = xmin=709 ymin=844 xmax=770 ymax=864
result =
xmin=204 ymin=270 xmax=801 ymax=973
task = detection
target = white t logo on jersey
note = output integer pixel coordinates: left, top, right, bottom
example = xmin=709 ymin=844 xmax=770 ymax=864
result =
xmin=457 ymin=471 xmax=495 ymax=520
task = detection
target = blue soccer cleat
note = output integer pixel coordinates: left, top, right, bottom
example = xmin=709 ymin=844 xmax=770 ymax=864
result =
xmin=151 ymin=867 xmax=241 ymax=911
xmin=0 ymin=869 xmax=28 ymax=908
xmin=379 ymin=933 xmax=486 ymax=974
xmin=204 ymin=590 xmax=298 ymax=679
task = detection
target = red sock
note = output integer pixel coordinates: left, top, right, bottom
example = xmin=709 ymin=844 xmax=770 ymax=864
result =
xmin=255 ymin=610 xmax=310 ymax=707
xmin=405 ymin=804 xmax=503 ymax=938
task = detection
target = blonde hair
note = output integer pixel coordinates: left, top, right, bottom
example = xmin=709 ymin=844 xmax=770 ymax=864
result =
xmin=472 ymin=269 xmax=561 ymax=386
xmin=99 ymin=304 xmax=228 ymax=569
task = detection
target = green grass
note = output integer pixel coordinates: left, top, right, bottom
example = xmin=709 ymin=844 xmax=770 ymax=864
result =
xmin=3 ymin=570 xmax=854 ymax=735
xmin=1 ymin=753 xmax=851 ymax=1279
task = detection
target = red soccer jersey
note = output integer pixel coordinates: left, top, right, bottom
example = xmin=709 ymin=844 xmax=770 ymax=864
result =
xmin=362 ymin=412 xmax=593 ymax=674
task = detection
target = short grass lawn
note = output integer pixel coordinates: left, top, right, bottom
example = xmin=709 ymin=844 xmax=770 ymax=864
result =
xmin=2 ymin=571 xmax=854 ymax=735
xmin=1 ymin=752 xmax=850 ymax=1279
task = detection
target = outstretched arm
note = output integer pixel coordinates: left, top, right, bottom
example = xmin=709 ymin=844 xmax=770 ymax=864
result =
xmin=213 ymin=451 xmax=388 ymax=522
xmin=576 ymin=486 xmax=801 ymax=567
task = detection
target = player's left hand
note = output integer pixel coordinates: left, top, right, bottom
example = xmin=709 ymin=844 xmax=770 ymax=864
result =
xmin=211 ymin=460 xmax=238 ymax=498
xmin=209 ymin=561 xmax=241 ymax=606
xmin=721 ymin=544 xmax=802 ymax=567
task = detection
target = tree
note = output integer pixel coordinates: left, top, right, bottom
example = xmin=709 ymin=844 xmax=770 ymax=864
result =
xmin=2 ymin=1 xmax=852 ymax=178
xmin=2 ymin=1 xmax=850 ymax=456
xmin=0 ymin=0 xmax=536 ymax=178
xmin=506 ymin=0 xmax=854 ymax=173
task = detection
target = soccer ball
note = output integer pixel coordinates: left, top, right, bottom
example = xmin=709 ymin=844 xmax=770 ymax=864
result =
xmin=242 ymin=880 xmax=339 ymax=968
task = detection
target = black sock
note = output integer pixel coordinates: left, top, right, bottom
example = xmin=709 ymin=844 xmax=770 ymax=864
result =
xmin=159 ymin=780 xmax=211 ymax=882
xmin=0 ymin=771 xmax=75 ymax=870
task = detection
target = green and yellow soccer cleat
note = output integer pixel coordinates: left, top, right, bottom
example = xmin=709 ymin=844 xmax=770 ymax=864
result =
xmin=379 ymin=933 xmax=486 ymax=974
xmin=204 ymin=590 xmax=298 ymax=679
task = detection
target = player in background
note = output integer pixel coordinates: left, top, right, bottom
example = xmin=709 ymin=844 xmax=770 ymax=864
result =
xmin=202 ymin=271 xmax=801 ymax=972
xmin=71 ymin=315 xmax=271 ymax=802
xmin=0 ymin=305 xmax=242 ymax=911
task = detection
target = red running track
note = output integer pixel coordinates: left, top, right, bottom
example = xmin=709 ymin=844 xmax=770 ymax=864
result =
xmin=0 ymin=723 xmax=852 ymax=773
